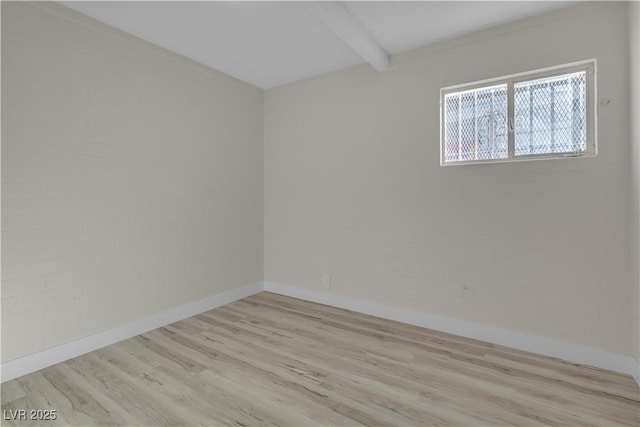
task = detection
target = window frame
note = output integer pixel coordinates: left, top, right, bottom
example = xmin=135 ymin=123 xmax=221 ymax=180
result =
xmin=439 ymin=59 xmax=597 ymax=166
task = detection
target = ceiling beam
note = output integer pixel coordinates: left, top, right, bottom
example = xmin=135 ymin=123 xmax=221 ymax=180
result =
xmin=305 ymin=2 xmax=389 ymax=72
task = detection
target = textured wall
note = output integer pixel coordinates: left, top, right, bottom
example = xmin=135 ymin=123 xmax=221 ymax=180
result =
xmin=265 ymin=3 xmax=632 ymax=355
xmin=629 ymin=0 xmax=640 ymax=379
xmin=1 ymin=2 xmax=264 ymax=362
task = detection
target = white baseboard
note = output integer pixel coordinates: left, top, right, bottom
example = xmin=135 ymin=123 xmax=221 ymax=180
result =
xmin=0 ymin=282 xmax=263 ymax=383
xmin=3 ymin=280 xmax=638 ymax=384
xmin=264 ymin=282 xmax=638 ymax=378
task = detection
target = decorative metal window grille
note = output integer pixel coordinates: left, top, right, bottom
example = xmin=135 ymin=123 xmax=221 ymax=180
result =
xmin=444 ymin=84 xmax=508 ymax=163
xmin=440 ymin=60 xmax=596 ymax=165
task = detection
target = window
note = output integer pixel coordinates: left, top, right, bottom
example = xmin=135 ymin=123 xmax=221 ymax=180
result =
xmin=440 ymin=60 xmax=596 ymax=165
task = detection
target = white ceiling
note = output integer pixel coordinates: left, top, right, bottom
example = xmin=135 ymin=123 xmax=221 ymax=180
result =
xmin=61 ymin=1 xmax=577 ymax=89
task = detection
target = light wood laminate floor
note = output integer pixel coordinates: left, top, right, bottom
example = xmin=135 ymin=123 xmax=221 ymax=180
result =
xmin=1 ymin=292 xmax=639 ymax=426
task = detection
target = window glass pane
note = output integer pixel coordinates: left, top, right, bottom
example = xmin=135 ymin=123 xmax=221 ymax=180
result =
xmin=514 ymin=71 xmax=587 ymax=156
xmin=443 ymin=84 xmax=508 ymax=163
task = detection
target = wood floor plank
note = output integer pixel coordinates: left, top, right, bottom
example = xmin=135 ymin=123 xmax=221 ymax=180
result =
xmin=234 ymin=295 xmax=640 ymax=404
xmin=202 ymin=302 xmax=604 ymax=426
xmin=252 ymin=292 xmax=636 ymax=392
xmin=2 ymin=291 xmax=639 ymax=426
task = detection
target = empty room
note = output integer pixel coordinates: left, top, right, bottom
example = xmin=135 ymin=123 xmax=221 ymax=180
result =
xmin=1 ymin=1 xmax=639 ymax=425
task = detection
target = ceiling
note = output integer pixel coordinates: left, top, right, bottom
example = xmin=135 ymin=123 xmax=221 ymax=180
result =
xmin=61 ymin=1 xmax=577 ymax=89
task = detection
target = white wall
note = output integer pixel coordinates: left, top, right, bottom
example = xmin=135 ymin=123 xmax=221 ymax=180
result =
xmin=1 ymin=2 xmax=264 ymax=363
xmin=265 ymin=3 xmax=633 ymax=356
xmin=630 ymin=0 xmax=640 ymax=382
